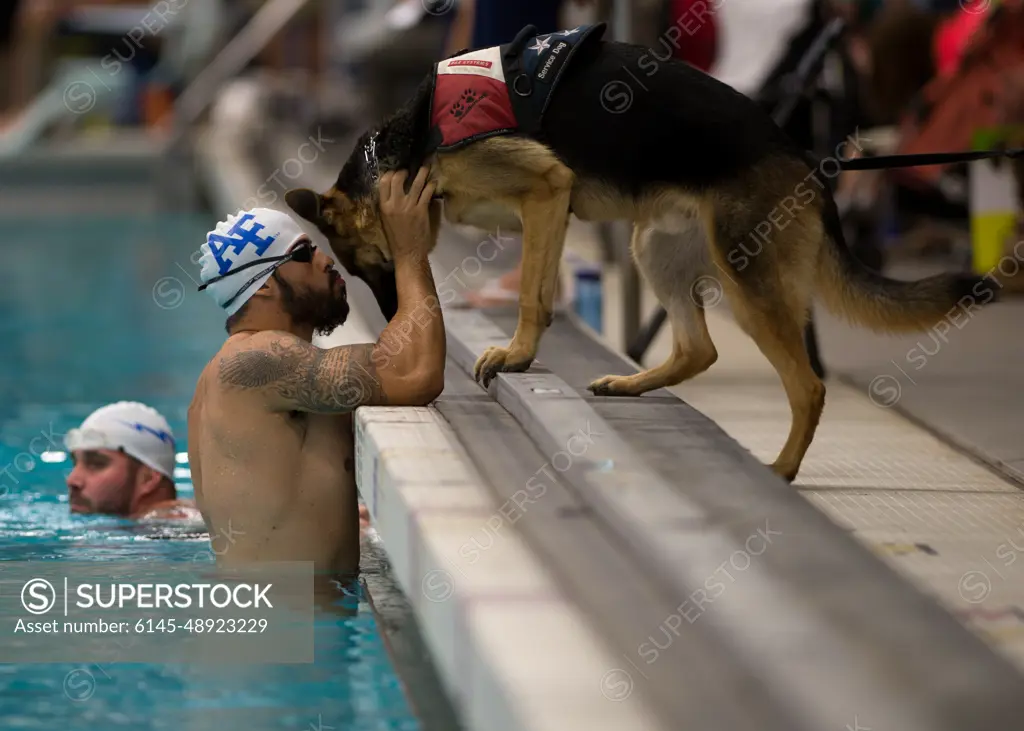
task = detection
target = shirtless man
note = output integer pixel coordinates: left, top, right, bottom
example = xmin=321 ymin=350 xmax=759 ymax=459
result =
xmin=64 ymin=401 xmax=197 ymax=520
xmin=188 ymin=168 xmax=444 ymax=576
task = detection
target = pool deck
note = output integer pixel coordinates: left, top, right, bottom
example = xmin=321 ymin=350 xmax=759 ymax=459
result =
xmin=196 ymin=120 xmax=1024 ymax=731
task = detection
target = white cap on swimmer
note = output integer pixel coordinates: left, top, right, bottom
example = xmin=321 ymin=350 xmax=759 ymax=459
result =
xmin=197 ymin=208 xmax=310 ymax=315
xmin=64 ymin=402 xmax=176 ymax=480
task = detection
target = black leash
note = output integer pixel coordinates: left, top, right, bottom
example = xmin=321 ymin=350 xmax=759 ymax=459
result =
xmin=837 ymin=147 xmax=1024 ymax=171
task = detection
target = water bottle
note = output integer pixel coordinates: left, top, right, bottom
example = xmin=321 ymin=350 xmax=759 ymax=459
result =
xmin=574 ymin=265 xmax=603 ymax=334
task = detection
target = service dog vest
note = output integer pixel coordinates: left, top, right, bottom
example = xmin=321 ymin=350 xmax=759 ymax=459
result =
xmin=426 ymin=23 xmax=607 ymax=153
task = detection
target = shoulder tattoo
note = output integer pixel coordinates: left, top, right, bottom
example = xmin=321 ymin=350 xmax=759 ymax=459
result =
xmin=218 ymin=337 xmax=387 ymax=412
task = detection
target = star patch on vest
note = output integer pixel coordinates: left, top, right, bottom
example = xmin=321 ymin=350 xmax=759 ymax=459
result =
xmin=428 ymin=23 xmax=607 ymax=153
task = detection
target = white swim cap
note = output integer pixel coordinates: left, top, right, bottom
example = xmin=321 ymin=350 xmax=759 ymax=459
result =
xmin=197 ymin=208 xmax=311 ymax=315
xmin=64 ymin=402 xmax=176 ymax=479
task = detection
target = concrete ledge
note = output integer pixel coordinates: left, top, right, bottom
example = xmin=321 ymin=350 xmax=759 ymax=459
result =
xmin=430 ymin=365 xmax=816 ymax=731
xmin=442 ymin=307 xmax=1024 ymax=731
xmin=354 ymin=406 xmax=667 ymax=731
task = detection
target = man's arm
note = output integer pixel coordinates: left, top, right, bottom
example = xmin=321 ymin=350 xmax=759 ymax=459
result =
xmin=371 ymin=166 xmax=447 ymax=401
xmin=373 ymin=249 xmax=446 ymax=401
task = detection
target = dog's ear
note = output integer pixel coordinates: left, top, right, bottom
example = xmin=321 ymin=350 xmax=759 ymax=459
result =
xmin=285 ymin=188 xmax=322 ymax=223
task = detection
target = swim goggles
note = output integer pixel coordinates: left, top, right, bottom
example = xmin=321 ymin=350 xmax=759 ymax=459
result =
xmin=198 ymin=239 xmax=315 ymax=310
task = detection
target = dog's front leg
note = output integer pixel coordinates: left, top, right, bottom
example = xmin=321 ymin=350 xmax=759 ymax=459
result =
xmin=474 ymin=168 xmax=573 ymax=387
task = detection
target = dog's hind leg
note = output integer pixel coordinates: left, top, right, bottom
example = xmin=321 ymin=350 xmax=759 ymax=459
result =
xmin=589 ymin=300 xmax=716 ymax=395
xmin=704 ymin=194 xmax=825 ymax=483
xmin=589 ymin=224 xmax=718 ymax=396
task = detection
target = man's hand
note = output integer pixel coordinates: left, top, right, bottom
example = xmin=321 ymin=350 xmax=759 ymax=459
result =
xmin=378 ymin=168 xmax=437 ymax=261
xmin=372 ymin=166 xmax=446 ymax=405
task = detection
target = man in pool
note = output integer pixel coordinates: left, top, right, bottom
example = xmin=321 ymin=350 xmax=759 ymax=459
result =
xmin=64 ymin=401 xmax=197 ymax=520
xmin=189 ymin=167 xmax=445 ymax=576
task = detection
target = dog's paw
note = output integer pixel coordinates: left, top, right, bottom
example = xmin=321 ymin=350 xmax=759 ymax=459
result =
xmin=473 ymin=346 xmax=533 ymax=387
xmin=587 ymin=374 xmax=638 ymax=397
xmin=768 ymin=461 xmax=798 ymax=484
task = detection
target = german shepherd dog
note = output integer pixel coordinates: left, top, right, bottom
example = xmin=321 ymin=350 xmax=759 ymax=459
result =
xmin=285 ymin=25 xmax=997 ymax=482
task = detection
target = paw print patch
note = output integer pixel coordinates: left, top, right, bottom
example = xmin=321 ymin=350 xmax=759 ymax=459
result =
xmin=449 ymin=88 xmax=488 ymax=122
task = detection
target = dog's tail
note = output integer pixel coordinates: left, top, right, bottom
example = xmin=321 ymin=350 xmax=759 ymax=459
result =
xmin=816 ymin=196 xmax=999 ymax=333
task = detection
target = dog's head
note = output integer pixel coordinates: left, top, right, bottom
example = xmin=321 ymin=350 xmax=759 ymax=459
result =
xmin=287 ymin=74 xmax=443 ymax=321
xmin=286 ymin=127 xmax=402 ymax=319
xmin=286 ymin=183 xmax=399 ymax=321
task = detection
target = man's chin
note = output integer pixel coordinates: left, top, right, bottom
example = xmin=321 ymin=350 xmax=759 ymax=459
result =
xmin=284 ymin=288 xmax=351 ymax=336
xmin=314 ymin=310 xmax=350 ymax=337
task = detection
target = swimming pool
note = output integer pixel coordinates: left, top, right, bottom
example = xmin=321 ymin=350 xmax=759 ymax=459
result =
xmin=0 ymin=213 xmax=432 ymax=730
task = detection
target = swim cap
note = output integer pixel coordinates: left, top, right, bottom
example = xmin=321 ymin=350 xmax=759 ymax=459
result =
xmin=197 ymin=208 xmax=310 ymax=315
xmin=64 ymin=402 xmax=176 ymax=479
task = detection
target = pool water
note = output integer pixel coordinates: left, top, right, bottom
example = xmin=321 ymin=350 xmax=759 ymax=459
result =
xmin=0 ymin=214 xmax=423 ymax=730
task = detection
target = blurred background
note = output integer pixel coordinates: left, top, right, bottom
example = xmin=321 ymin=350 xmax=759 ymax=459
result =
xmin=0 ymin=0 xmax=1021 ymax=343
xmin=1 ymin=0 xmax=1020 ymax=252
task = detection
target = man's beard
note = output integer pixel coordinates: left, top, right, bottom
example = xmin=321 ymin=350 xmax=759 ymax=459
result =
xmin=276 ymin=273 xmax=350 ymax=336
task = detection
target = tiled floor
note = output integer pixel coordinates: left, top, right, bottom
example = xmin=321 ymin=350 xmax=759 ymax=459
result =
xmin=812 ymin=259 xmax=1024 ymax=484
